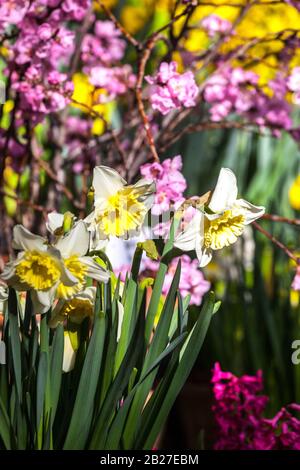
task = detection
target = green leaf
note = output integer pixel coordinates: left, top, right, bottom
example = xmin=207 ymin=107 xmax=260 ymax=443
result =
xmin=114 ymin=277 xmax=137 ymax=375
xmin=8 ymin=289 xmax=22 ymax=403
xmin=0 ymin=394 xmax=12 ymax=449
xmin=89 ymin=297 xmax=146 ymax=450
xmin=145 ymin=215 xmax=181 ymax=343
xmin=49 ymin=324 xmax=64 ymax=421
xmin=63 ymin=311 xmax=106 ymax=450
xmin=123 ymin=261 xmax=181 ymax=449
xmin=137 ymin=293 xmax=215 ymax=449
xmin=36 ymin=351 xmax=48 ymax=449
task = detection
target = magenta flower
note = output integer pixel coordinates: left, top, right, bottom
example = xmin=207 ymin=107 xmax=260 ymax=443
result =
xmin=292 ymin=266 xmax=300 ymax=290
xmin=201 ymin=14 xmax=232 ymax=37
xmin=141 ymin=254 xmax=210 ymax=306
xmin=212 ymin=363 xmax=300 ymax=450
xmin=82 ymin=20 xmax=126 ymax=66
xmin=204 ymin=66 xmax=292 ymax=134
xmin=146 ymin=62 xmax=199 ymax=115
xmin=140 ymin=155 xmax=187 ymax=215
xmin=0 ymin=0 xmax=29 ymax=30
xmin=288 ymin=67 xmax=300 ymax=104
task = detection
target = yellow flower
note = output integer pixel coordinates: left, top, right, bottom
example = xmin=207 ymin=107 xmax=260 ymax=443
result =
xmin=175 ymin=168 xmax=265 ymax=267
xmin=15 ymin=251 xmax=61 ymax=291
xmin=56 ymin=255 xmax=87 ymax=299
xmin=1 ymin=222 xmax=109 ymax=313
xmin=49 ymin=286 xmax=97 ymax=328
xmin=85 ymin=166 xmax=155 ymax=246
xmin=204 ymin=209 xmax=245 ymax=251
xmin=289 ymin=175 xmax=300 ymax=210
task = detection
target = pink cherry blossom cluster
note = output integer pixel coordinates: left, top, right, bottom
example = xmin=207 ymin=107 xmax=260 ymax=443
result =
xmin=13 ymin=68 xmax=73 ymax=117
xmin=212 ymin=363 xmax=300 ymax=450
xmin=204 ymin=66 xmax=293 ymax=135
xmin=146 ymin=62 xmax=199 ymax=115
xmin=201 ymin=14 xmax=232 ymax=38
xmin=288 ymin=67 xmax=300 ymax=104
xmin=2 ymin=1 xmax=85 ymax=123
xmin=64 ymin=116 xmax=98 ymax=174
xmin=291 ymin=265 xmax=300 ymax=290
xmin=116 ymin=254 xmax=210 ymax=307
xmin=140 ymin=155 xmax=187 ymax=215
xmin=142 ymin=255 xmax=210 ymax=306
xmin=82 ymin=20 xmax=135 ymax=100
xmin=285 ymin=0 xmax=300 ymax=10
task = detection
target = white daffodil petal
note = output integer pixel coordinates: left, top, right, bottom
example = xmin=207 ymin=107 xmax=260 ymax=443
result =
xmin=46 ymin=212 xmax=64 ymax=234
xmin=12 ymin=225 xmax=47 ymax=252
xmin=133 ymin=179 xmax=156 ymax=209
xmin=0 ymin=341 xmax=6 ymax=365
xmin=0 ymin=260 xmax=26 ymax=289
xmin=198 ymin=247 xmax=213 ymax=268
xmin=63 ymin=333 xmax=76 ymax=372
xmin=93 ymin=165 xmax=126 ymax=203
xmin=30 ymin=286 xmax=57 ymax=314
xmin=0 ymin=285 xmax=8 ymax=301
xmin=79 ymin=256 xmax=110 ymax=283
xmin=174 ymin=210 xmax=204 ymax=252
xmin=75 ymin=286 xmax=97 ymax=302
xmin=117 ymin=301 xmax=124 ymax=342
xmin=237 ymin=199 xmax=265 ymax=224
xmin=60 ymin=262 xmax=79 ymax=287
xmin=55 ymin=221 xmax=90 ymax=258
xmin=0 ymin=285 xmax=8 ymax=314
xmin=209 ymin=168 xmax=238 ymax=213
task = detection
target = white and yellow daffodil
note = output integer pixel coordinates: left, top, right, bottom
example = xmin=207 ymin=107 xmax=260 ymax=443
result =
xmin=1 ymin=221 xmax=109 ymax=313
xmin=49 ymin=286 xmax=97 ymax=328
xmin=0 ymin=285 xmax=8 ymax=314
xmin=85 ymin=166 xmax=155 ymax=247
xmin=175 ymin=168 xmax=265 ymax=267
xmin=46 ymin=211 xmax=76 ymax=236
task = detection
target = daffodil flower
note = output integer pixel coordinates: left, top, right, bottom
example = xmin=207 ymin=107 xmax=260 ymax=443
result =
xmin=1 ymin=221 xmax=109 ymax=313
xmin=85 ymin=166 xmax=155 ymax=247
xmin=49 ymin=286 xmax=97 ymax=328
xmin=0 ymin=285 xmax=8 ymax=314
xmin=175 ymin=168 xmax=265 ymax=267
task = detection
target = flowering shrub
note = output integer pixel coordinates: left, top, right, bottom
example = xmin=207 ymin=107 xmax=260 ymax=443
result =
xmin=212 ymin=363 xmax=300 ymax=450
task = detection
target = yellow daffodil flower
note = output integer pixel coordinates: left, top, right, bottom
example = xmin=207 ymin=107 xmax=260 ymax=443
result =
xmin=49 ymin=286 xmax=97 ymax=328
xmin=1 ymin=222 xmax=109 ymax=313
xmin=289 ymin=175 xmax=300 ymax=210
xmin=85 ymin=166 xmax=155 ymax=247
xmin=175 ymin=168 xmax=265 ymax=267
xmin=0 ymin=285 xmax=8 ymax=315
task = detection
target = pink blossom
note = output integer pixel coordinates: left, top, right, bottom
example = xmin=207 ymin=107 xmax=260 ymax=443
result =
xmin=201 ymin=14 xmax=232 ymax=37
xmin=165 ymin=255 xmax=210 ymax=305
xmin=115 ymin=254 xmax=210 ymax=306
xmin=140 ymin=155 xmax=187 ymax=215
xmin=292 ymin=266 xmax=300 ymax=290
xmin=288 ymin=67 xmax=300 ymax=104
xmin=212 ymin=363 xmax=300 ymax=450
xmin=82 ymin=21 xmax=126 ymax=66
xmin=146 ymin=62 xmax=199 ymax=115
xmin=0 ymin=1 xmax=29 ymax=30
xmin=89 ymin=65 xmax=136 ymax=100
xmin=204 ymin=66 xmax=292 ymax=133
xmin=284 ymin=0 xmax=300 ymax=10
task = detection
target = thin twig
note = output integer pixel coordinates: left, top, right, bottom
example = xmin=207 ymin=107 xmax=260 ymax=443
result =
xmin=253 ymin=221 xmax=299 ymax=264
xmin=262 ymin=213 xmax=300 ymax=227
xmin=135 ymin=36 xmax=160 ymax=163
xmin=95 ymin=0 xmax=140 ymax=49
